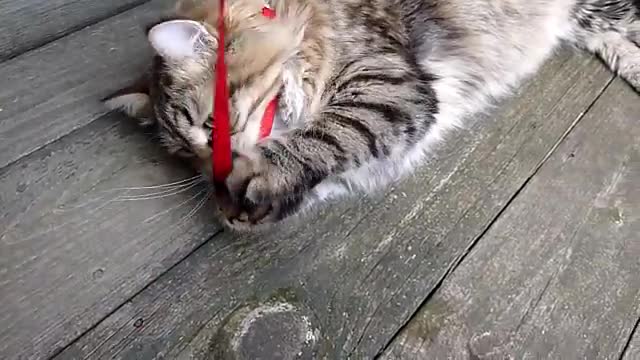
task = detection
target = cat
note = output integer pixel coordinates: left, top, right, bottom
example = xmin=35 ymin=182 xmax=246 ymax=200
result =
xmin=104 ymin=0 xmax=640 ymax=231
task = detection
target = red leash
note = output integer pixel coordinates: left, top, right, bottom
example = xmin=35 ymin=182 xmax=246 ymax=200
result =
xmin=211 ymin=0 xmax=232 ymax=182
xmin=211 ymin=0 xmax=277 ymax=182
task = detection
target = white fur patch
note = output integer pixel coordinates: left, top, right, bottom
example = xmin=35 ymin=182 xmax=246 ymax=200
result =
xmin=188 ymin=126 xmax=211 ymax=158
xmin=280 ymin=63 xmax=306 ymax=127
xmin=188 ymin=126 xmax=208 ymax=146
xmin=104 ymin=93 xmax=151 ymax=120
xmin=148 ymin=20 xmax=214 ymax=59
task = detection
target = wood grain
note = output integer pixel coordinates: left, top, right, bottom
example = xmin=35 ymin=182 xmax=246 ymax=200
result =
xmin=0 ymin=0 xmax=174 ymax=170
xmin=55 ymin=52 xmax=614 ymax=359
xmin=0 ymin=114 xmax=221 ymax=360
xmin=382 ymin=79 xmax=640 ymax=359
xmin=0 ymin=0 xmax=149 ymax=61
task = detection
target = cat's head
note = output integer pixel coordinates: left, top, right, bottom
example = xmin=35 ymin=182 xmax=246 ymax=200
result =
xmin=104 ymin=0 xmax=309 ymax=178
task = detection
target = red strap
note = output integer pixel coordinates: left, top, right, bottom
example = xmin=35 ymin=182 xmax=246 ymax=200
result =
xmin=211 ymin=0 xmax=232 ymax=182
xmin=259 ymin=98 xmax=278 ymax=139
xmin=258 ymin=5 xmax=277 ymax=139
xmin=261 ymin=5 xmax=276 ymax=19
xmin=211 ymin=2 xmax=276 ymax=182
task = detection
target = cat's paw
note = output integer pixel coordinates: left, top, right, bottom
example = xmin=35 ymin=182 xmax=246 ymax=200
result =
xmin=214 ymin=146 xmax=304 ymax=230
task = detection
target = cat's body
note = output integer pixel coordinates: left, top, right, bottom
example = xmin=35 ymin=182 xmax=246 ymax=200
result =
xmin=106 ymin=0 xmax=640 ymax=230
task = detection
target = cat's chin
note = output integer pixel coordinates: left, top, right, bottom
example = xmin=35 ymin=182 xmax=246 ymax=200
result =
xmin=215 ymin=199 xmax=307 ymax=233
xmin=217 ymin=214 xmax=279 ymax=233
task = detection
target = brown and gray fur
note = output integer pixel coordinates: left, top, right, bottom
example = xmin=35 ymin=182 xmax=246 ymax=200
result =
xmin=105 ymin=0 xmax=640 ymax=231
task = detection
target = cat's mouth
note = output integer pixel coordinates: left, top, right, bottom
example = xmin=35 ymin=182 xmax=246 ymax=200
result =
xmin=214 ymin=183 xmax=274 ymax=228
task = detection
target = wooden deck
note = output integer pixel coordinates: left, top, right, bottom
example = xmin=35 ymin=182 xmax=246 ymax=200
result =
xmin=1 ymin=1 xmax=638 ymax=359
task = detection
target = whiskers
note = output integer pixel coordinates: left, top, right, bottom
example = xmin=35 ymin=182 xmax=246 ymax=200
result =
xmin=114 ymin=176 xmax=202 ymax=202
xmin=143 ymin=185 xmax=214 ymax=241
xmin=62 ymin=174 xmax=213 ymax=223
xmin=106 ymin=174 xmax=202 ymax=199
xmin=107 ymin=174 xmax=201 ymax=190
xmin=4 ymin=174 xmax=215 ymax=245
xmin=142 ymin=186 xmax=212 ymax=224
xmin=180 ymin=188 xmax=213 ymax=223
xmin=102 ymin=174 xmax=214 ymax=228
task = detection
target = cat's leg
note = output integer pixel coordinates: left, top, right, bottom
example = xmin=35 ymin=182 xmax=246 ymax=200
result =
xmin=572 ymin=0 xmax=640 ymax=91
xmin=217 ymin=122 xmax=422 ymax=229
xmin=585 ymin=30 xmax=640 ymax=91
xmin=214 ymin=62 xmax=438 ymax=229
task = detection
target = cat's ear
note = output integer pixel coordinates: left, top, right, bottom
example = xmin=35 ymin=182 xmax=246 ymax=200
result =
xmin=147 ymin=20 xmax=216 ymax=60
xmin=103 ymin=74 xmax=154 ymax=125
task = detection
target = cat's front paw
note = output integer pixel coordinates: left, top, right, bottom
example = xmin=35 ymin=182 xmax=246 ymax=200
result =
xmin=214 ymin=146 xmax=305 ymax=230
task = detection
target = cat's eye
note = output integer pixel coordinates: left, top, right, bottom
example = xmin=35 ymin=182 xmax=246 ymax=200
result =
xmin=175 ymin=148 xmax=195 ymax=158
xmin=204 ymin=116 xmax=213 ymax=129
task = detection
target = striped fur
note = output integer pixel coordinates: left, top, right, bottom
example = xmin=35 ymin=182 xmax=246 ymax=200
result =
xmin=105 ymin=0 xmax=640 ymax=231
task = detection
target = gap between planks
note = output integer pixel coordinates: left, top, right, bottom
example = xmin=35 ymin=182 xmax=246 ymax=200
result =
xmin=47 ymin=228 xmax=225 ymax=360
xmin=373 ymin=74 xmax=617 ymax=359
xmin=380 ymin=77 xmax=640 ymax=359
xmin=0 ymin=0 xmax=152 ymax=63
xmin=620 ymin=317 xmax=640 ymax=360
xmin=0 ymin=0 xmax=175 ymax=171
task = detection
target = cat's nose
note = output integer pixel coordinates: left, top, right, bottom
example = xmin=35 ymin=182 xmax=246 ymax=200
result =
xmin=214 ymin=182 xmax=242 ymax=221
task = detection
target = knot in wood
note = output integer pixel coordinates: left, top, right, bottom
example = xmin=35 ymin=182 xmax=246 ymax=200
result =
xmin=209 ymin=301 xmax=318 ymax=359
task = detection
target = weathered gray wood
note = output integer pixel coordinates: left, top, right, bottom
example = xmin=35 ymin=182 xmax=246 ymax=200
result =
xmin=0 ymin=0 xmax=149 ymax=61
xmin=0 ymin=0 xmax=174 ymax=170
xmin=56 ymin=52 xmax=614 ymax=359
xmin=623 ymin=327 xmax=640 ymax=360
xmin=0 ymin=114 xmax=221 ymax=360
xmin=382 ymin=78 xmax=640 ymax=360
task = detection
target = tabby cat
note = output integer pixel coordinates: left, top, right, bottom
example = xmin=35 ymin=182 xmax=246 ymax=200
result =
xmin=105 ymin=0 xmax=640 ymax=230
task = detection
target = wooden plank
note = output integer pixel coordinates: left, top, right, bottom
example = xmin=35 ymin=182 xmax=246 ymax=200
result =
xmin=56 ymin=52 xmax=614 ymax=359
xmin=0 ymin=0 xmax=174 ymax=170
xmin=0 ymin=113 xmax=221 ymax=360
xmin=0 ymin=0 xmax=149 ymax=61
xmin=623 ymin=327 xmax=640 ymax=360
xmin=382 ymin=78 xmax=640 ymax=359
